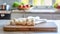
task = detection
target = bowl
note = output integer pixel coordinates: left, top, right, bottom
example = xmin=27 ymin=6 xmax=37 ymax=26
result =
xmin=18 ymin=7 xmax=30 ymax=10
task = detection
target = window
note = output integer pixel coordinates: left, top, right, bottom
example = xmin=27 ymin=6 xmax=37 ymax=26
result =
xmin=21 ymin=0 xmax=29 ymax=4
xmin=44 ymin=0 xmax=52 ymax=6
xmin=56 ymin=0 xmax=60 ymax=3
xmin=20 ymin=0 xmax=55 ymax=9
xmin=33 ymin=0 xmax=41 ymax=6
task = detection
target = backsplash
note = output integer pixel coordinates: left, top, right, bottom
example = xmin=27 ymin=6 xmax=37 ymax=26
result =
xmin=3 ymin=0 xmax=21 ymax=9
xmin=0 ymin=0 xmax=4 ymax=5
xmin=3 ymin=0 xmax=21 ymax=5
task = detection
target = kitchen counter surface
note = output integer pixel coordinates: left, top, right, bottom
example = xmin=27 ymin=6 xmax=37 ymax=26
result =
xmin=3 ymin=22 xmax=57 ymax=32
xmin=0 ymin=20 xmax=57 ymax=34
xmin=0 ymin=20 xmax=58 ymax=34
xmin=0 ymin=9 xmax=60 ymax=14
xmin=0 ymin=11 xmax=11 ymax=14
xmin=11 ymin=9 xmax=60 ymax=14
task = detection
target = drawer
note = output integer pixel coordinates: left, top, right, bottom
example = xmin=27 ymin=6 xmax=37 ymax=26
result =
xmin=52 ymin=14 xmax=60 ymax=20
xmin=25 ymin=14 xmax=53 ymax=20
xmin=11 ymin=13 xmax=23 ymax=19
xmin=0 ymin=14 xmax=10 ymax=19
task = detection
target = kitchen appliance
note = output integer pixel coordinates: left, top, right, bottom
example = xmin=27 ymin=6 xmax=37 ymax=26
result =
xmin=0 ymin=3 xmax=10 ymax=10
xmin=0 ymin=3 xmax=6 ymax=10
xmin=0 ymin=5 xmax=6 ymax=10
xmin=6 ymin=5 xmax=10 ymax=11
xmin=0 ymin=14 xmax=11 ymax=19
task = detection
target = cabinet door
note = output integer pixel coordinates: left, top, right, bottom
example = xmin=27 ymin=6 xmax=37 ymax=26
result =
xmin=25 ymin=14 xmax=53 ymax=20
xmin=39 ymin=14 xmax=53 ymax=20
xmin=11 ymin=13 xmax=23 ymax=19
xmin=52 ymin=14 xmax=60 ymax=20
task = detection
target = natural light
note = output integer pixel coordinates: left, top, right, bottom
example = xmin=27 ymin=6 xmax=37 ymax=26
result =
xmin=21 ymin=0 xmax=52 ymax=6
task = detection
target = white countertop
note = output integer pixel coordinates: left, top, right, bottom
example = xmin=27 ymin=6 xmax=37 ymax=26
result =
xmin=0 ymin=11 xmax=11 ymax=14
xmin=0 ymin=9 xmax=58 ymax=14
xmin=12 ymin=9 xmax=56 ymax=12
xmin=0 ymin=20 xmax=57 ymax=34
xmin=11 ymin=9 xmax=60 ymax=14
xmin=0 ymin=20 xmax=58 ymax=34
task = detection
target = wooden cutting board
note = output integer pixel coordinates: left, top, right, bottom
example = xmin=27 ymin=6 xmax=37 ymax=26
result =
xmin=3 ymin=22 xmax=57 ymax=32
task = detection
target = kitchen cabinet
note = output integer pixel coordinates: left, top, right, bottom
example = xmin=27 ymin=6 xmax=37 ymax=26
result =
xmin=11 ymin=10 xmax=60 ymax=20
xmin=52 ymin=14 xmax=60 ymax=20
xmin=11 ymin=11 xmax=53 ymax=20
xmin=11 ymin=13 xmax=24 ymax=19
xmin=25 ymin=13 xmax=60 ymax=20
xmin=25 ymin=14 xmax=53 ymax=20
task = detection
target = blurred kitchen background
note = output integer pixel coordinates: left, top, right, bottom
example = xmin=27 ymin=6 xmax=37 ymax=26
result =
xmin=0 ymin=0 xmax=55 ymax=9
xmin=0 ymin=0 xmax=59 ymax=26
xmin=0 ymin=0 xmax=60 ymax=34
xmin=0 ymin=0 xmax=59 ymax=28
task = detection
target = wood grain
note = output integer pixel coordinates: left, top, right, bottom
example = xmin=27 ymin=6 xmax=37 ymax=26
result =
xmin=3 ymin=22 xmax=57 ymax=32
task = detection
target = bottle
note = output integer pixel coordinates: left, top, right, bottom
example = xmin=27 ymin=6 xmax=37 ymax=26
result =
xmin=6 ymin=5 xmax=10 ymax=11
